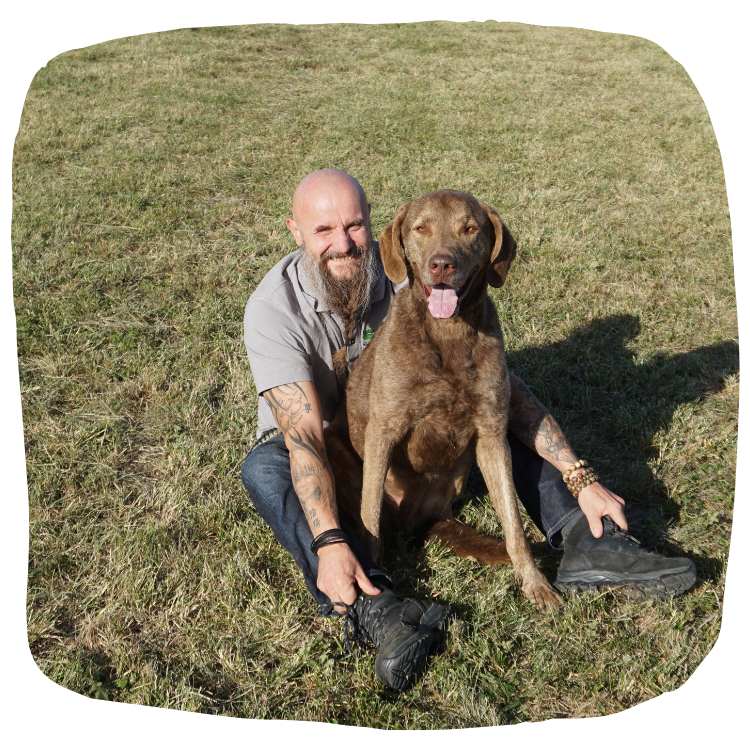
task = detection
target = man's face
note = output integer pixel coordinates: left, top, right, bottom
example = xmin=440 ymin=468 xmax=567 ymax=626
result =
xmin=287 ymin=180 xmax=372 ymax=282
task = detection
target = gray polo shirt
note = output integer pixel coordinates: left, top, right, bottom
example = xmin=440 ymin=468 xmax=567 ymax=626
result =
xmin=244 ymin=244 xmax=394 ymax=438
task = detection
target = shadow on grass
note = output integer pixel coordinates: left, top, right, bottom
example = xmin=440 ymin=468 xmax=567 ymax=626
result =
xmin=386 ymin=313 xmax=737 ymax=600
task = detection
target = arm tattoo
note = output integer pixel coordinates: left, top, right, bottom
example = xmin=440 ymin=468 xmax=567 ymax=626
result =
xmin=286 ymin=432 xmax=337 ymax=532
xmin=264 ymin=385 xmax=339 ymax=533
xmin=508 ymin=374 xmax=578 ymax=470
xmin=263 ymin=383 xmax=312 ymax=432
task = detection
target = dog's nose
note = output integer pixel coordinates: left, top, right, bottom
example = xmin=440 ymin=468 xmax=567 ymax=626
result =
xmin=429 ymin=255 xmax=457 ymax=284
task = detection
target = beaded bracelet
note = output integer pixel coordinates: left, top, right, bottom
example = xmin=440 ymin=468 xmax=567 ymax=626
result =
xmin=562 ymin=459 xmax=600 ymax=498
xmin=562 ymin=459 xmax=589 ymax=483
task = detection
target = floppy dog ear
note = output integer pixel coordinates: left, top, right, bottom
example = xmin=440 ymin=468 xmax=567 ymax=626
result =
xmin=481 ymin=202 xmax=517 ymax=288
xmin=378 ymin=202 xmax=410 ymax=284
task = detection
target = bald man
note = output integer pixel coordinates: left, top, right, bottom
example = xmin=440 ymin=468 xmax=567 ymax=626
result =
xmin=241 ymin=169 xmax=696 ymax=692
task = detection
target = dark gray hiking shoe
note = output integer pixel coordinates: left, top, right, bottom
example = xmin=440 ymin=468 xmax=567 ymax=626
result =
xmin=555 ymin=514 xmax=697 ymax=598
xmin=343 ymin=589 xmax=449 ymax=692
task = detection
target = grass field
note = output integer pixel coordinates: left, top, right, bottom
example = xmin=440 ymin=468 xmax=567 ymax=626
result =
xmin=13 ymin=21 xmax=736 ymax=727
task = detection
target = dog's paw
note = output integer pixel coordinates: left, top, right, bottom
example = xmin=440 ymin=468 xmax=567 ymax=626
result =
xmin=523 ymin=579 xmax=563 ymax=610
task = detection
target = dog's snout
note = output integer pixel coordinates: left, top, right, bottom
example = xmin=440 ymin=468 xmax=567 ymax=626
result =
xmin=429 ymin=254 xmax=457 ymax=284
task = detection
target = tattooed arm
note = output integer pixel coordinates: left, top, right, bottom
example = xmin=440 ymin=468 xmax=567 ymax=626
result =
xmin=263 ymin=381 xmax=338 ymax=535
xmin=507 ymin=372 xmax=628 ymax=536
xmin=262 ymin=381 xmax=380 ymax=607
xmin=507 ymin=372 xmax=578 ymax=472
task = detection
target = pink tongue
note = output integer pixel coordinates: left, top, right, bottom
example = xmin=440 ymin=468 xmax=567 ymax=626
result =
xmin=427 ymin=287 xmax=458 ymax=318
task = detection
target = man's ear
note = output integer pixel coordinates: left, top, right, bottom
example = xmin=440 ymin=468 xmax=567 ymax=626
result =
xmin=286 ymin=217 xmax=304 ymax=248
xmin=480 ymin=201 xmax=517 ymax=288
xmin=379 ymin=202 xmax=410 ymax=284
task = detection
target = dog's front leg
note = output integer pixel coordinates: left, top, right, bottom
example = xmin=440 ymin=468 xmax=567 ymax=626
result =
xmin=475 ymin=431 xmax=562 ymax=610
xmin=360 ymin=421 xmax=396 ymax=563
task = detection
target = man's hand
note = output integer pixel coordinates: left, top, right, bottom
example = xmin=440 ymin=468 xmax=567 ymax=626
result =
xmin=577 ymin=482 xmax=628 ymax=538
xmin=317 ymin=543 xmax=381 ymax=613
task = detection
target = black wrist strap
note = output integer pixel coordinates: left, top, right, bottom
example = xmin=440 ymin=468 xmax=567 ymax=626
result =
xmin=311 ymin=528 xmax=349 ymax=555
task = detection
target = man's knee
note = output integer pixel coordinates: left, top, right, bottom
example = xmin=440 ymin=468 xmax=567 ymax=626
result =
xmin=241 ymin=446 xmax=275 ymax=509
xmin=241 ymin=438 xmax=291 ymax=513
xmin=241 ymin=448 xmax=259 ymax=497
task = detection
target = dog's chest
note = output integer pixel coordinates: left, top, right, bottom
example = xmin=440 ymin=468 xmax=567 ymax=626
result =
xmin=395 ymin=346 xmax=492 ymax=473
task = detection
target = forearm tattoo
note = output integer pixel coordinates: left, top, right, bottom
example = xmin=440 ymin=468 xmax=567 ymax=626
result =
xmin=264 ymin=384 xmax=337 ymax=532
xmin=508 ymin=374 xmax=578 ymax=469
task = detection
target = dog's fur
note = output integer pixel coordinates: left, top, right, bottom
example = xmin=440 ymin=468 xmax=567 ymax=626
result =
xmin=327 ymin=190 xmax=560 ymax=609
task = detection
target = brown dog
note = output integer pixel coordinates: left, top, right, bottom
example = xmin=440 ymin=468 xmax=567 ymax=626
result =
xmin=328 ymin=190 xmax=561 ymax=610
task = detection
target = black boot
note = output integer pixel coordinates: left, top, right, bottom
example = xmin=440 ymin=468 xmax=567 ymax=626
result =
xmin=555 ymin=513 xmax=697 ymax=598
xmin=343 ymin=589 xmax=448 ymax=692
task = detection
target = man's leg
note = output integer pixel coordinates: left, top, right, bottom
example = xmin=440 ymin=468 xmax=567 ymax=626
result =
xmin=507 ymin=434 xmax=697 ymax=596
xmin=240 ymin=433 xmax=389 ymax=613
xmin=507 ymin=434 xmax=580 ymax=549
xmin=241 ymin=432 xmax=449 ymax=691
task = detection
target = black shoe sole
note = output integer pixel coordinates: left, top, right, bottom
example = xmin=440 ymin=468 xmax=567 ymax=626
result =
xmin=375 ymin=608 xmax=449 ymax=692
xmin=376 ymin=631 xmax=441 ymax=692
xmin=555 ymin=566 xmax=697 ymax=599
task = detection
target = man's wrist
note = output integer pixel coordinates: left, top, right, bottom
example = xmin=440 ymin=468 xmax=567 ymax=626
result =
xmin=317 ymin=541 xmax=350 ymax=557
xmin=311 ymin=527 xmax=350 ymax=555
xmin=562 ymin=459 xmax=600 ymax=497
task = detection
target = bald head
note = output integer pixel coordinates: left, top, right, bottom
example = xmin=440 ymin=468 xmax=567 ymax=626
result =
xmin=286 ymin=169 xmax=372 ymax=282
xmin=291 ymin=168 xmax=368 ymax=222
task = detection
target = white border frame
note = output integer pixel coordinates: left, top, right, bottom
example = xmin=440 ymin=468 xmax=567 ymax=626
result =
xmin=2 ymin=2 xmax=747 ymax=747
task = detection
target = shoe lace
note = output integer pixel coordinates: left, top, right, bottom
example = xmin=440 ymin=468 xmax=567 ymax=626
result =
xmin=331 ymin=601 xmax=369 ymax=653
xmin=603 ymin=518 xmax=643 ymax=547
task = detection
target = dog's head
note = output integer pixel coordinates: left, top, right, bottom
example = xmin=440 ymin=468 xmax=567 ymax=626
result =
xmin=378 ymin=190 xmax=516 ymax=319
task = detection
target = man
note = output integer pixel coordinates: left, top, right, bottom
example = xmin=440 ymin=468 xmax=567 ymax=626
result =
xmin=241 ymin=169 xmax=696 ymax=691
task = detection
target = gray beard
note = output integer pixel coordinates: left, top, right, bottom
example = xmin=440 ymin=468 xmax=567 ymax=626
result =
xmin=300 ymin=244 xmax=379 ymax=340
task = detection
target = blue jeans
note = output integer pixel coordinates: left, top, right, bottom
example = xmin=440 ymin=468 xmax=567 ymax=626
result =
xmin=240 ymin=433 xmax=580 ymax=612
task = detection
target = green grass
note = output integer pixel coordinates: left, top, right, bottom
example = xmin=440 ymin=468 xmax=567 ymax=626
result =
xmin=14 ymin=21 xmax=735 ymax=727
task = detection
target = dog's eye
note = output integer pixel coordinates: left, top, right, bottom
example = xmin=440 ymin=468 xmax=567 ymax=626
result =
xmin=413 ymin=224 xmax=426 ymax=233
xmin=464 ymin=225 xmax=479 ymax=234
